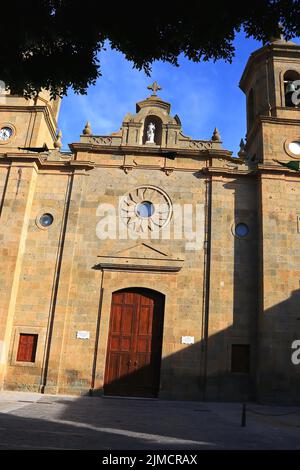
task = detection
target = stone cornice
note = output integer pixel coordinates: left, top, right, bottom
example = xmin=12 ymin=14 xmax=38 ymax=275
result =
xmin=94 ymin=256 xmax=184 ymax=273
xmin=256 ymin=163 xmax=300 ymax=176
xmin=69 ymin=142 xmax=233 ymax=159
xmin=0 ymin=153 xmax=95 ymax=172
xmin=260 ymin=115 xmax=300 ymax=126
xmin=122 ymin=121 xmax=142 ymax=128
xmin=202 ymin=166 xmax=254 ymax=178
xmin=246 ymin=114 xmax=300 ymax=146
xmin=3 ymin=152 xmax=298 ymax=178
xmin=202 ymin=163 xmax=300 ymax=178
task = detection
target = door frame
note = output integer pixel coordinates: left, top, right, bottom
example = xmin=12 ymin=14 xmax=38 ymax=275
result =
xmin=103 ymin=287 xmax=165 ymax=397
xmin=91 ymin=271 xmax=176 ymax=396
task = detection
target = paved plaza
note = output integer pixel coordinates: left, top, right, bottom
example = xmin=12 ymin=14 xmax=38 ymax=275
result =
xmin=0 ymin=392 xmax=299 ymax=450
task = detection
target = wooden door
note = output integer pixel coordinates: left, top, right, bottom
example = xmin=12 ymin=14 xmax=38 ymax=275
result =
xmin=104 ymin=288 xmax=164 ymax=397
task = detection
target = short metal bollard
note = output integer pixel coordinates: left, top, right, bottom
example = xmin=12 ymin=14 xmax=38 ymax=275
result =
xmin=241 ymin=403 xmax=247 ymax=427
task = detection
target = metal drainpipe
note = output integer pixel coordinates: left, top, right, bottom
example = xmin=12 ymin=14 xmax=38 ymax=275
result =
xmin=89 ymin=273 xmax=104 ymax=396
xmin=201 ymin=169 xmax=212 ymax=401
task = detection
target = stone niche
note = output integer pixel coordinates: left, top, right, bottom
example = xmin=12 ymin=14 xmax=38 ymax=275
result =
xmin=142 ymin=115 xmax=163 ymax=145
xmin=80 ymin=91 xmax=221 ymax=151
xmin=119 ymin=95 xmax=182 ymax=147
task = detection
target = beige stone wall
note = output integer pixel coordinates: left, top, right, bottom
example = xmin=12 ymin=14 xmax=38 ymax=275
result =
xmin=0 ymin=163 xmax=208 ymax=398
xmin=0 ymin=163 xmax=38 ymax=384
xmin=262 ymin=121 xmax=300 ymax=164
xmin=1 ymin=153 xmax=298 ymax=402
xmin=0 ymin=110 xmax=37 ymax=150
xmin=245 ymin=117 xmax=300 ymax=166
xmin=3 ymin=172 xmax=69 ymax=391
xmin=52 ymin=167 xmax=206 ymax=398
xmin=0 ymin=151 xmax=264 ymax=401
xmin=206 ymin=175 xmax=258 ymax=400
xmin=0 ymin=164 xmax=10 ymax=374
xmin=258 ymin=174 xmax=300 ymax=402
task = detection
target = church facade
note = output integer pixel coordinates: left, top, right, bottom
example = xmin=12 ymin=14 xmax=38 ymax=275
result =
xmin=0 ymin=39 xmax=300 ymax=403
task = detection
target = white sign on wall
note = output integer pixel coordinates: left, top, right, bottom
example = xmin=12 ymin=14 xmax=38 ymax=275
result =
xmin=76 ymin=331 xmax=90 ymax=340
xmin=181 ymin=336 xmax=195 ymax=345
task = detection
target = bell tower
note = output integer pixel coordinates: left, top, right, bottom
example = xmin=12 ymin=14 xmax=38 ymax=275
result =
xmin=240 ymin=36 xmax=300 ymax=164
xmin=0 ymin=89 xmax=61 ymax=152
xmin=240 ymin=37 xmax=300 ymax=403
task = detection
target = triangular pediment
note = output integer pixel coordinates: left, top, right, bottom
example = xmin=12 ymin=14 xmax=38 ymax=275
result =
xmin=113 ymin=242 xmax=170 ymax=259
xmin=95 ymin=242 xmax=184 ymax=272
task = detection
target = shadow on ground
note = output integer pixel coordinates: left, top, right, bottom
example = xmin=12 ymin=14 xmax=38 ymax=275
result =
xmin=0 ymin=393 xmax=300 ymax=450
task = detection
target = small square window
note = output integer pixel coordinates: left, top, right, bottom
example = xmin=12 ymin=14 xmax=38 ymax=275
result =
xmin=16 ymin=334 xmax=38 ymax=363
xmin=231 ymin=344 xmax=250 ymax=373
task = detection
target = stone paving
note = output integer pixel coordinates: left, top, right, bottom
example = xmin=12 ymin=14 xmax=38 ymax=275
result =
xmin=0 ymin=391 xmax=299 ymax=450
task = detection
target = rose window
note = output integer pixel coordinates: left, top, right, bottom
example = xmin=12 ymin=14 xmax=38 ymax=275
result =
xmin=120 ymin=186 xmax=172 ymax=234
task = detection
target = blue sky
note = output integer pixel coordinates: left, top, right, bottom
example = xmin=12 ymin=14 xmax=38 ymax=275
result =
xmin=58 ymin=32 xmax=263 ymax=156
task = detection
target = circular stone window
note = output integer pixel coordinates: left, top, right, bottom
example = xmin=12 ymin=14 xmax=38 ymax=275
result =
xmin=136 ymin=201 xmax=154 ymax=218
xmin=235 ymin=223 xmax=249 ymax=238
xmin=0 ymin=126 xmax=13 ymax=141
xmin=288 ymin=141 xmax=300 ymax=156
xmin=120 ymin=186 xmax=172 ymax=234
xmin=39 ymin=213 xmax=54 ymax=228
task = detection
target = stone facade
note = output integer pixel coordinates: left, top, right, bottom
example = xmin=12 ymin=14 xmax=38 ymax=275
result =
xmin=0 ymin=39 xmax=300 ymax=403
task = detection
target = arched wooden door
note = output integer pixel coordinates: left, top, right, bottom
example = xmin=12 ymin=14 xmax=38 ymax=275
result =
xmin=104 ymin=288 xmax=165 ymax=397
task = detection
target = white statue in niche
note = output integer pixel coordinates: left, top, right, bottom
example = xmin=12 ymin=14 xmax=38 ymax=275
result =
xmin=146 ymin=122 xmax=155 ymax=143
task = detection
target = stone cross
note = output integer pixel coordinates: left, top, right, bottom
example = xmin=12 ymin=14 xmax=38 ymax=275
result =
xmin=147 ymin=81 xmax=162 ymax=96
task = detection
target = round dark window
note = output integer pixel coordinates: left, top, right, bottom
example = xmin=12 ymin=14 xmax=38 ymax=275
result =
xmin=39 ymin=213 xmax=54 ymax=227
xmin=136 ymin=201 xmax=154 ymax=218
xmin=235 ymin=223 xmax=249 ymax=238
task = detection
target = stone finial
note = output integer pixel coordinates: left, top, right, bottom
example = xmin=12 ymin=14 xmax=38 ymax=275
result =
xmin=54 ymin=129 xmax=62 ymax=149
xmin=211 ymin=127 xmax=221 ymax=142
xmin=83 ymin=121 xmax=92 ymax=135
xmin=238 ymin=138 xmax=247 ymax=159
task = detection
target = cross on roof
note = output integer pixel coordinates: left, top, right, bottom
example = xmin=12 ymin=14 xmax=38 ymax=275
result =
xmin=147 ymin=81 xmax=162 ymax=96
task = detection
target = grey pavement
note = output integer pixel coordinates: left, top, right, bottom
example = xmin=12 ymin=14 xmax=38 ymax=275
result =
xmin=0 ymin=391 xmax=299 ymax=450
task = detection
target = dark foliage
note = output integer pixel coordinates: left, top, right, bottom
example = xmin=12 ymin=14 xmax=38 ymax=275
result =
xmin=0 ymin=1 xmax=299 ymax=97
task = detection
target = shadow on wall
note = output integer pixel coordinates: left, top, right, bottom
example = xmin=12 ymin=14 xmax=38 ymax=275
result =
xmin=255 ymin=288 xmax=300 ymax=403
xmin=58 ymin=288 xmax=300 ymax=405
xmin=224 ymin=177 xmax=300 ymax=404
xmin=71 ymin=289 xmax=300 ymax=405
xmin=82 ymin=173 xmax=300 ymax=404
xmin=5 ymin=177 xmax=300 ymax=406
xmin=47 ymin=174 xmax=300 ymax=404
